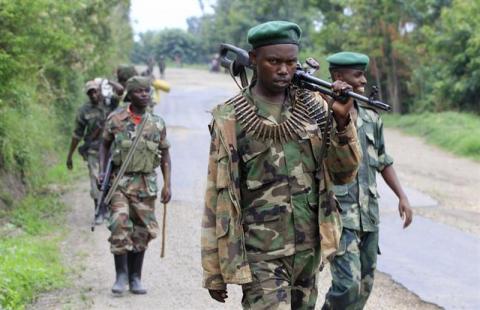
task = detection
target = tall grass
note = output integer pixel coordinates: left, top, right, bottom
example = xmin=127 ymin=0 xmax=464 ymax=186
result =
xmin=383 ymin=112 xmax=480 ymax=161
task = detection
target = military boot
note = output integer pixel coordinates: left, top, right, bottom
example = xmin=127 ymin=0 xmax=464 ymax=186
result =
xmin=128 ymin=251 xmax=147 ymax=294
xmin=111 ymin=254 xmax=129 ymax=294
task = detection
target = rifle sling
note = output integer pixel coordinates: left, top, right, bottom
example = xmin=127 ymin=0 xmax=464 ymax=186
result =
xmin=104 ymin=113 xmax=150 ymax=204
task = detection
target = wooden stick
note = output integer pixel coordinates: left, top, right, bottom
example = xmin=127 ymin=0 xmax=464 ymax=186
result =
xmin=160 ymin=203 xmax=167 ymax=258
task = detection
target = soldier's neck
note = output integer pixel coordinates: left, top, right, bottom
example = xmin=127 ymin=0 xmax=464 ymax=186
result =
xmin=251 ymin=84 xmax=286 ymax=106
xmin=129 ymin=104 xmax=146 ymax=115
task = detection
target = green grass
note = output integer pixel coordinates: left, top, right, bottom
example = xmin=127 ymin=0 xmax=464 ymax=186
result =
xmin=383 ymin=112 xmax=480 ymax=161
xmin=0 ymin=159 xmax=83 ymax=309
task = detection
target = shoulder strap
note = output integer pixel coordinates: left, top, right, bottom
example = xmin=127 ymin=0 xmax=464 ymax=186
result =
xmin=104 ymin=113 xmax=150 ymax=204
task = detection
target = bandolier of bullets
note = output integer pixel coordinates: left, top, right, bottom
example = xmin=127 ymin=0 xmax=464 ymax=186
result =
xmin=229 ymin=88 xmax=332 ymax=147
xmin=293 ymin=87 xmax=332 ymax=149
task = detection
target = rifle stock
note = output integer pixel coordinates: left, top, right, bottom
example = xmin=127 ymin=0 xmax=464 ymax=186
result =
xmin=219 ymin=43 xmax=391 ymax=111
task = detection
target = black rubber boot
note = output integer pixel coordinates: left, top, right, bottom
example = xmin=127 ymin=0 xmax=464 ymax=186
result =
xmin=112 ymin=254 xmax=129 ymax=295
xmin=128 ymin=251 xmax=147 ymax=294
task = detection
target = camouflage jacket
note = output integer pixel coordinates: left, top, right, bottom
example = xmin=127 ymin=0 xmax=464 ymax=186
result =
xmin=103 ymin=106 xmax=169 ymax=198
xmin=201 ymin=90 xmax=361 ymax=290
xmin=333 ymin=103 xmax=393 ymax=232
xmin=73 ymin=101 xmax=107 ymax=156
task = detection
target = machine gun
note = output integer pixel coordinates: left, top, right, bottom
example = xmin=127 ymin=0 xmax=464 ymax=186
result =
xmin=219 ymin=43 xmax=391 ymax=111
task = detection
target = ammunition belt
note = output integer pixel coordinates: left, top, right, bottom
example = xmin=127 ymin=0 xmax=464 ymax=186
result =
xmin=229 ymin=90 xmax=332 ymax=146
xmin=294 ymin=88 xmax=332 ymax=148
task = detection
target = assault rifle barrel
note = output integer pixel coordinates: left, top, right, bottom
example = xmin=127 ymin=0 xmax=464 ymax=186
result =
xmin=219 ymin=43 xmax=391 ymax=111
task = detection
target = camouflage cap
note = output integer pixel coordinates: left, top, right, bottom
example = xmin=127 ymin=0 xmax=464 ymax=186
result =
xmin=117 ymin=64 xmax=138 ymax=82
xmin=327 ymin=52 xmax=369 ymax=70
xmin=247 ymin=21 xmax=302 ymax=49
xmin=84 ymin=80 xmax=99 ymax=94
xmin=126 ymin=76 xmax=151 ymax=93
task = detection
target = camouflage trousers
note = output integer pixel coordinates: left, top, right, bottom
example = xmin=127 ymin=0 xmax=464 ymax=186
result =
xmin=241 ymin=247 xmax=321 ymax=310
xmin=323 ymin=228 xmax=379 ymax=310
xmin=108 ymin=191 xmax=159 ymax=255
xmin=86 ymin=154 xmax=100 ymax=201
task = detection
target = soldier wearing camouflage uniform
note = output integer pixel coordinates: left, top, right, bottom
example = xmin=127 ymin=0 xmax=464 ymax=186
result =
xmin=322 ymin=52 xmax=413 ymax=310
xmin=201 ymin=21 xmax=362 ymax=309
xmin=66 ymin=80 xmax=106 ymax=224
xmin=99 ymin=76 xmax=172 ymax=295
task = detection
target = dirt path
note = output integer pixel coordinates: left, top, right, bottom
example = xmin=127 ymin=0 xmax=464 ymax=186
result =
xmin=29 ymin=68 xmax=480 ymax=309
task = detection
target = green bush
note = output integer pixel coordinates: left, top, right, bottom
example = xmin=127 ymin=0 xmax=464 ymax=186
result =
xmin=383 ymin=112 xmax=480 ymax=161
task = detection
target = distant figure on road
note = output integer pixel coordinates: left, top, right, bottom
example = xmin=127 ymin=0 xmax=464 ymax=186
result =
xmin=201 ymin=21 xmax=361 ymax=309
xmin=157 ymin=55 xmax=166 ymax=79
xmin=322 ymin=52 xmax=414 ymax=310
xmin=99 ymin=76 xmax=172 ymax=296
xmin=209 ymin=53 xmax=221 ymax=72
xmin=66 ymin=80 xmax=106 ymax=224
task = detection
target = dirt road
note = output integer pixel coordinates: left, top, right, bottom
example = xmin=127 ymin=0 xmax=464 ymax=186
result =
xmin=31 ymin=68 xmax=479 ymax=309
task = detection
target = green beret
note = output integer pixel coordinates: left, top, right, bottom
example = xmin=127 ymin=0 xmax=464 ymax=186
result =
xmin=247 ymin=21 xmax=302 ymax=49
xmin=126 ymin=76 xmax=151 ymax=93
xmin=117 ymin=65 xmax=138 ymax=82
xmin=327 ymin=52 xmax=369 ymax=70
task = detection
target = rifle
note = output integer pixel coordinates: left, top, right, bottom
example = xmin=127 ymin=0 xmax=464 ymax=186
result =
xmin=92 ymin=155 xmax=113 ymax=231
xmin=219 ymin=43 xmax=391 ymax=111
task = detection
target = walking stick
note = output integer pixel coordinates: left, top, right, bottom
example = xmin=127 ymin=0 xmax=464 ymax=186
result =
xmin=160 ymin=203 xmax=167 ymax=258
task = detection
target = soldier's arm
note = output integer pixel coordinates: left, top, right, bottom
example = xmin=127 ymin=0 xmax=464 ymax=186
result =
xmin=66 ymin=109 xmax=86 ymax=169
xmin=201 ymin=122 xmax=226 ymax=292
xmin=376 ymin=116 xmax=413 ymax=228
xmin=323 ymin=94 xmax=361 ymax=184
xmin=159 ymin=126 xmax=171 ymax=203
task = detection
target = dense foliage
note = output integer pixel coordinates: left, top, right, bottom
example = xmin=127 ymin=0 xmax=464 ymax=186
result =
xmin=0 ymin=0 xmax=133 ymax=184
xmin=132 ymin=0 xmax=478 ymax=114
xmin=0 ymin=1 xmax=133 ymax=308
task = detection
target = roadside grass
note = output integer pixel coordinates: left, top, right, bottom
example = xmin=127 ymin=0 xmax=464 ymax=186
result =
xmin=383 ymin=112 xmax=480 ymax=161
xmin=0 ymin=158 xmax=84 ymax=310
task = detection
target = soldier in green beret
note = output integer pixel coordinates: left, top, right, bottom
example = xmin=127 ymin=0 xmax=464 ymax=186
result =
xmin=322 ymin=52 xmax=413 ymax=310
xmin=201 ymin=21 xmax=362 ymax=309
xmin=99 ymin=76 xmax=172 ymax=295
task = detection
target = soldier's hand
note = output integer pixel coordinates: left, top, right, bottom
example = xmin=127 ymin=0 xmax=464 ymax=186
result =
xmin=161 ymin=185 xmax=171 ymax=203
xmin=331 ymin=80 xmax=354 ymax=129
xmin=208 ymin=289 xmax=228 ymax=303
xmin=398 ymin=198 xmax=413 ymax=228
xmin=66 ymin=157 xmax=73 ymax=170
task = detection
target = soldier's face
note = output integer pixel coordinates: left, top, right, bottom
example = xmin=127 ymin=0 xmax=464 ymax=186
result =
xmin=250 ymin=44 xmax=298 ymax=94
xmin=87 ymin=89 xmax=100 ymax=104
xmin=334 ymin=69 xmax=367 ymax=94
xmin=130 ymin=87 xmax=151 ymax=108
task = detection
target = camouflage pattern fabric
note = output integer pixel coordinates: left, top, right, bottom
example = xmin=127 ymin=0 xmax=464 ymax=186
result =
xmin=108 ymin=192 xmax=159 ymax=254
xmin=238 ymin=89 xmax=320 ymax=262
xmin=323 ymin=229 xmax=378 ymax=310
xmin=73 ymin=101 xmax=107 ymax=156
xmin=241 ymin=247 xmax=320 ymax=310
xmin=87 ymin=154 xmax=100 ymax=200
xmin=325 ymin=103 xmax=392 ymax=309
xmin=201 ymin=88 xmax=361 ymax=291
xmin=333 ymin=103 xmax=393 ymax=232
xmin=103 ymin=105 xmax=169 ymax=254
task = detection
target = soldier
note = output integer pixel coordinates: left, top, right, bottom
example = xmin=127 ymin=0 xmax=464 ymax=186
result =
xmin=201 ymin=21 xmax=362 ymax=309
xmin=322 ymin=52 xmax=414 ymax=310
xmin=99 ymin=76 xmax=172 ymax=295
xmin=66 ymin=80 xmax=106 ymax=224
xmin=157 ymin=55 xmax=166 ymax=79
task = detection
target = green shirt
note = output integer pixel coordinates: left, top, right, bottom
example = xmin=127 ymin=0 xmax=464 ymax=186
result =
xmin=73 ymin=101 xmax=107 ymax=155
xmin=237 ymin=88 xmax=319 ymax=262
xmin=333 ymin=103 xmax=393 ymax=232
